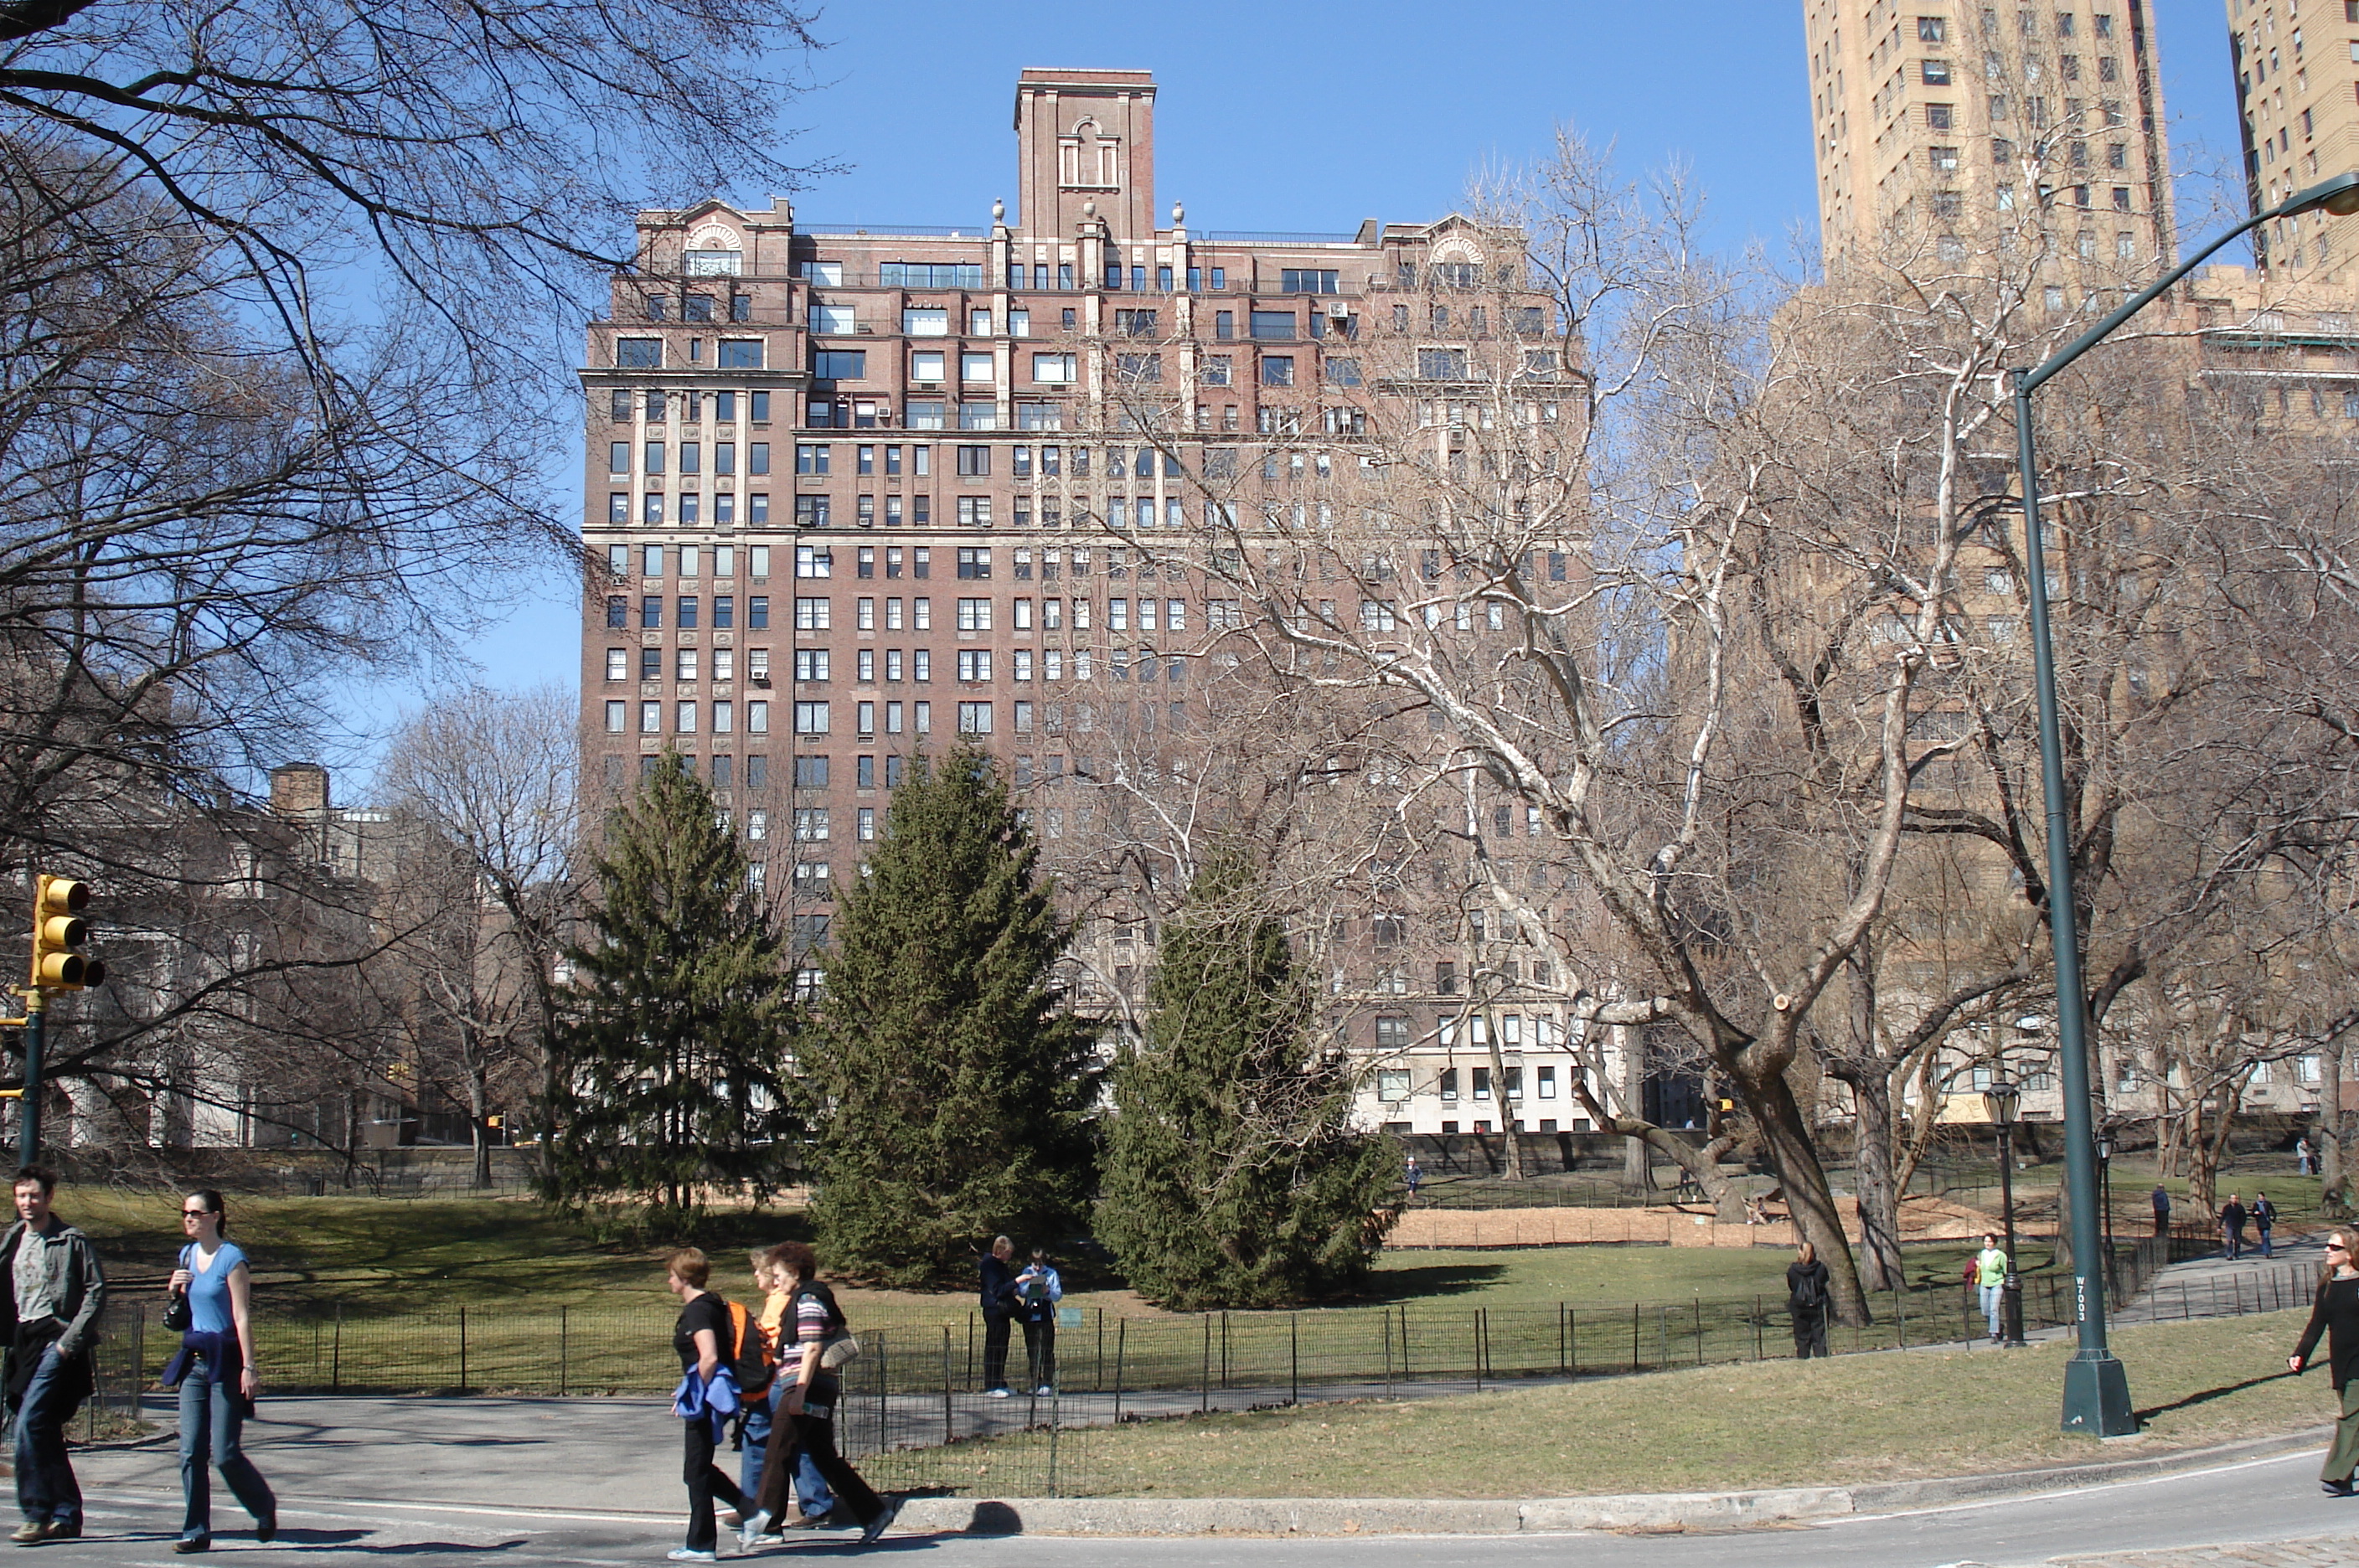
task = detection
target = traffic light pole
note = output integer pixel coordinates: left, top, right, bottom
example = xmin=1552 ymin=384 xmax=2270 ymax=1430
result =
xmin=17 ymin=988 xmax=42 ymax=1168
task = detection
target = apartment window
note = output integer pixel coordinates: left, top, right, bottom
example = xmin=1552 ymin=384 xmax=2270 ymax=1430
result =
xmin=1262 ymin=355 xmax=1295 ymax=387
xmin=717 ymin=339 xmax=763 ymax=369
xmin=617 ymin=338 xmax=661 ymax=367
xmin=903 ymin=307 xmax=949 ymax=336
xmin=1918 ymin=15 xmax=1946 ymax=40
xmin=957 ymin=650 xmax=992 ymax=681
xmin=813 ymin=350 xmax=865 ymax=379
xmin=960 ymin=352 xmax=994 ymax=383
xmin=747 ymin=595 xmax=770 ymax=628
xmin=957 ymin=701 xmax=993 ymax=735
xmin=1929 ymin=146 xmax=1960 ymax=173
xmin=1325 ymin=358 xmax=1363 ymax=387
xmin=794 ymin=649 xmax=831 ymax=683
xmin=1249 ymin=310 xmax=1295 ymax=340
xmin=793 ymin=702 xmax=830 ymax=735
xmin=1923 ymin=60 xmax=1952 ymax=85
xmin=1417 ymin=348 xmax=1468 ymax=379
xmin=1032 ymin=352 xmax=1076 ymax=384
xmin=1116 ymin=352 xmax=1162 ymax=383
xmin=1927 ymin=102 xmax=1954 ymax=128
xmin=794 ymin=596 xmax=830 ymax=631
xmin=1115 ymin=308 xmax=1159 ymax=336
xmin=954 ymin=446 xmax=991 ymax=478
xmin=955 ymin=548 xmax=991 ymax=580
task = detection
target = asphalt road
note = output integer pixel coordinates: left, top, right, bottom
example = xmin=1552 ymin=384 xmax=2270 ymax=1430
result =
xmin=31 ymin=1396 xmax=2358 ymax=1567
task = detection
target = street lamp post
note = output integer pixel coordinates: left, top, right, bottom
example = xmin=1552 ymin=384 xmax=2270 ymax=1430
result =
xmin=2098 ymin=1134 xmax=2116 ymax=1294
xmin=1984 ymin=1073 xmax=2028 ymax=1348
xmin=2010 ymin=168 xmax=2359 ymax=1436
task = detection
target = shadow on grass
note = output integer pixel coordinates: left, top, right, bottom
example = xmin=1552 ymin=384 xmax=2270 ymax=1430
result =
xmin=2134 ymin=1369 xmax=2296 ymax=1423
xmin=1343 ymin=1261 xmax=1510 ymax=1304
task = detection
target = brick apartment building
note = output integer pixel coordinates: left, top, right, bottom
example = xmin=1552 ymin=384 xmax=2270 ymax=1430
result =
xmin=575 ymin=68 xmax=1639 ymax=1144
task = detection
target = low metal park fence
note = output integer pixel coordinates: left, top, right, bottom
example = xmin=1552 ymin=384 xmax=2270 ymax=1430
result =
xmin=71 ymin=1225 xmax=2272 ymax=1494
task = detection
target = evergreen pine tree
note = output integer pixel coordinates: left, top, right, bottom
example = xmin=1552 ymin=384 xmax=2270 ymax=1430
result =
xmin=1097 ymin=854 xmax=1400 ymax=1308
xmin=801 ymin=746 xmax=1099 ymax=1286
xmin=544 ymin=754 xmax=797 ymax=1221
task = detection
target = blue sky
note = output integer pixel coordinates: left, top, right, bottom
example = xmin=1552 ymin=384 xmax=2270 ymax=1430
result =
xmin=348 ymin=0 xmax=2254 ymax=767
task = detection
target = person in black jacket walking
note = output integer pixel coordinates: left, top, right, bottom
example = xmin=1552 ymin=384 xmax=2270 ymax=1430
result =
xmin=2222 ymin=1194 xmax=2248 ymax=1260
xmin=1787 ymin=1242 xmax=1831 ymax=1359
xmin=978 ymin=1236 xmax=1019 ymax=1397
xmin=2289 ymin=1229 xmax=2359 ymax=1495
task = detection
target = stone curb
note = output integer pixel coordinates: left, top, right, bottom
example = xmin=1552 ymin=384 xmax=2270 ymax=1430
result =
xmin=889 ymin=1427 xmax=2331 ymax=1537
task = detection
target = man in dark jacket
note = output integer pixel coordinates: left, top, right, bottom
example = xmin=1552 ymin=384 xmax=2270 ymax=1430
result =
xmin=2152 ymin=1184 xmax=2171 ymax=1235
xmin=2222 ymin=1194 xmax=2248 ymax=1261
xmin=1 ymin=1167 xmax=105 ymax=1544
xmin=978 ymin=1236 xmax=1019 ymax=1397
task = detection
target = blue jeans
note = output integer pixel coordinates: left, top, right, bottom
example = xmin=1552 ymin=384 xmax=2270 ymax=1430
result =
xmin=2259 ymin=1225 xmax=2274 ymax=1257
xmin=178 ymin=1363 xmax=275 ymax=1542
xmin=13 ymin=1348 xmax=80 ymax=1525
xmin=1979 ymin=1282 xmax=2004 ymax=1336
xmin=738 ymin=1383 xmax=834 ymax=1521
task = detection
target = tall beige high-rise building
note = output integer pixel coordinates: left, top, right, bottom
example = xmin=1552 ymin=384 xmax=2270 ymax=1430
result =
xmin=2229 ymin=0 xmax=2359 ymax=278
xmin=1804 ymin=2 xmax=2175 ymax=271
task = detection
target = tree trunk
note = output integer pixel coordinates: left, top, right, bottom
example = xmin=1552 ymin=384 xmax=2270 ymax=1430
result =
xmin=1745 ymin=1065 xmax=1868 ymax=1324
xmin=467 ymin=1051 xmax=493 ymax=1189
xmin=2324 ymin=1040 xmax=2353 ymax=1220
xmin=1841 ymin=1070 xmax=1905 ymax=1292
xmin=1618 ymin=1023 xmax=1651 ymax=1194
xmin=1487 ymin=1029 xmax=1522 ymax=1179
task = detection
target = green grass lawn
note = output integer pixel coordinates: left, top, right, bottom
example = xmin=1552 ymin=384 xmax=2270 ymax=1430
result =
xmin=64 ymin=1187 xmax=2043 ymax=1330
xmin=964 ymin=1309 xmax=2336 ymax=1498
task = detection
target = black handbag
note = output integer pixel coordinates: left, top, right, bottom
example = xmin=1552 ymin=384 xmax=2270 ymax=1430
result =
xmin=163 ymin=1245 xmax=192 ymax=1332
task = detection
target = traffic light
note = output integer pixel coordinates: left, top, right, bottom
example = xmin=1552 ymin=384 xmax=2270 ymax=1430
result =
xmin=30 ymin=876 xmax=101 ymax=991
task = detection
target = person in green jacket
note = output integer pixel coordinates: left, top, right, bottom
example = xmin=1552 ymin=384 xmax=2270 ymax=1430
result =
xmin=1974 ymin=1234 xmax=2009 ymax=1342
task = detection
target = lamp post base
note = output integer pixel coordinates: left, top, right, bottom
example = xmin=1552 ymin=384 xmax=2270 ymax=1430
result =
xmin=2062 ymin=1351 xmax=2138 ymax=1436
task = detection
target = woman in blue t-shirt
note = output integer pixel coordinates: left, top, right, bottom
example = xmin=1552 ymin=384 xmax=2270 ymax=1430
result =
xmin=161 ymin=1190 xmax=276 ymax=1553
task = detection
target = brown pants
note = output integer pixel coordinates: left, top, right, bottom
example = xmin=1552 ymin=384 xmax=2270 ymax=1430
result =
xmin=755 ymin=1395 xmax=885 ymax=1527
xmin=2325 ymin=1381 xmax=2359 ymax=1483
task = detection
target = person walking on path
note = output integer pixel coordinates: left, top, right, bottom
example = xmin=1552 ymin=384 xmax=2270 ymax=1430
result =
xmin=1787 ymin=1241 xmax=1831 ymax=1359
xmin=2152 ymin=1184 xmax=2172 ymax=1236
xmin=978 ymin=1236 xmax=1019 ymax=1398
xmin=159 ymin=1190 xmax=275 ymax=1553
xmin=1017 ymin=1248 xmax=1063 ymax=1396
xmin=1405 ymin=1156 xmax=1422 ymax=1200
xmin=664 ymin=1247 xmax=748 ymax=1563
xmin=722 ymin=1251 xmax=787 ymax=1539
xmin=728 ymin=1245 xmax=832 ymax=1535
xmin=744 ymin=1243 xmax=896 ymax=1549
xmin=2222 ymin=1194 xmax=2249 ymax=1261
xmin=2289 ymin=1228 xmax=2359 ymax=1495
xmin=2300 ymin=1137 xmax=2317 ymax=1178
xmin=1 ymin=1166 xmax=104 ymax=1545
xmin=1974 ymin=1233 xmax=2011 ymax=1343
xmin=2254 ymin=1193 xmax=2279 ymax=1259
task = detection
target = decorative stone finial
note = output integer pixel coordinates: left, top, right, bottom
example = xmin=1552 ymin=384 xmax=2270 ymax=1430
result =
xmin=1082 ymin=199 xmax=1096 ymax=219
xmin=992 ymin=198 xmax=1005 ymax=223
xmin=1172 ymin=200 xmax=1184 ymax=226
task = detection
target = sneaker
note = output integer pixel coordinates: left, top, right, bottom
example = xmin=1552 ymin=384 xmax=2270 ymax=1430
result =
xmin=2326 ymin=1479 xmax=2356 ymax=1498
xmin=986 ymin=1387 xmax=1011 ymax=1399
xmin=255 ymin=1515 xmax=276 ymax=1545
xmin=736 ymin=1509 xmax=771 ymax=1550
xmin=8 ymin=1524 xmax=41 ymax=1548
xmin=35 ymin=1522 xmax=75 ymax=1544
xmin=173 ymin=1540 xmax=210 ymax=1555
xmin=666 ymin=1550 xmax=719 ymax=1563
xmin=719 ymin=1509 xmax=742 ymax=1529
xmin=858 ymin=1498 xmax=902 ymax=1547
xmin=1035 ymin=1385 xmax=1055 ymax=1395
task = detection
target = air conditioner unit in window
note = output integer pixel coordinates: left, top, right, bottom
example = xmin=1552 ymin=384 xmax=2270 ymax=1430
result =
xmin=1324 ymin=300 xmax=1351 ymax=318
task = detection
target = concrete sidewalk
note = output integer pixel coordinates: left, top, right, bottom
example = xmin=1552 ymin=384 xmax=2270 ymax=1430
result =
xmin=65 ymin=1398 xmax=2335 ymax=1539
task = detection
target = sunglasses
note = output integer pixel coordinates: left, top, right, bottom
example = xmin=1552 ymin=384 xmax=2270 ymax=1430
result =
xmin=180 ymin=1210 xmax=212 ymax=1220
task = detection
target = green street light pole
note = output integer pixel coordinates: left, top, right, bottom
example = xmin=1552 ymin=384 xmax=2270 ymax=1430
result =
xmin=2011 ymin=169 xmax=2359 ymax=1437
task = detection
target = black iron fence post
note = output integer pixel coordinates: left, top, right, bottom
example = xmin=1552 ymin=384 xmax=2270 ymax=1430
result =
xmin=1289 ymin=1313 xmax=1299 ymax=1406
xmin=1112 ymin=1318 xmax=1127 ymax=1421
xmin=458 ymin=1304 xmax=468 ymax=1391
xmin=333 ymin=1302 xmax=343 ymax=1393
xmin=560 ymin=1304 xmax=569 ymax=1396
